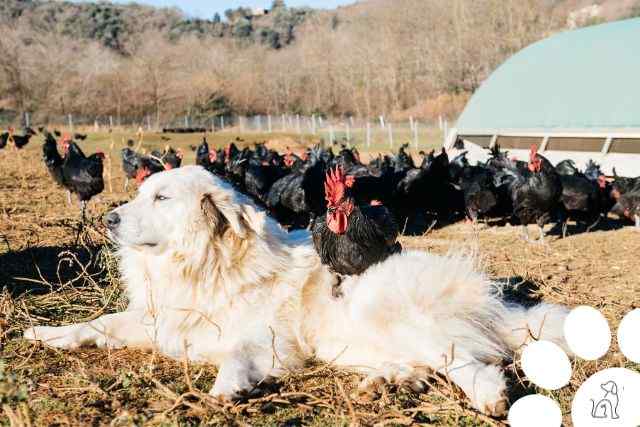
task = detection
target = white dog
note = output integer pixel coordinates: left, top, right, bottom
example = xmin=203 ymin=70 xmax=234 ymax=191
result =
xmin=24 ymin=166 xmax=570 ymax=416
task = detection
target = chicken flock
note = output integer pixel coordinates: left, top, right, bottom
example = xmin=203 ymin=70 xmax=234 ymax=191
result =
xmin=1 ymin=127 xmax=637 ymax=282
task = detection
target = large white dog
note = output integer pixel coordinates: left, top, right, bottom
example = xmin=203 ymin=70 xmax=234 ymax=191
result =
xmin=24 ymin=166 xmax=570 ymax=416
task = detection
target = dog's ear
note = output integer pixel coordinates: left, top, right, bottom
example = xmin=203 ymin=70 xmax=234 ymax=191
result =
xmin=201 ymin=194 xmax=227 ymax=236
xmin=201 ymin=193 xmax=264 ymax=239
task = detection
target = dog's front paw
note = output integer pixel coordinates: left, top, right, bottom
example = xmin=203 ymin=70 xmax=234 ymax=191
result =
xmin=481 ymin=394 xmax=508 ymax=417
xmin=357 ymin=363 xmax=432 ymax=400
xmin=209 ymin=358 xmax=273 ymax=400
xmin=467 ymin=372 xmax=508 ymax=417
xmin=23 ymin=325 xmax=81 ymax=350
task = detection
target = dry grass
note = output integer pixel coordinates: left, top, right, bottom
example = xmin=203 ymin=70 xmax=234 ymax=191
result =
xmin=1 ymin=130 xmax=638 ymax=426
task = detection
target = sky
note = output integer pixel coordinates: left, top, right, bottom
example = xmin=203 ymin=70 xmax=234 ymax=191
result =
xmin=108 ymin=0 xmax=356 ymax=18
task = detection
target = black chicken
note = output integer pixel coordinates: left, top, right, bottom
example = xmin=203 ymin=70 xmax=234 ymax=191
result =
xmin=265 ymin=151 xmax=327 ymax=229
xmin=42 ymin=132 xmax=68 ymax=202
xmin=1 ymin=128 xmax=36 ymax=149
xmin=612 ymin=190 xmax=640 ymax=228
xmin=450 ymin=152 xmax=501 ymax=221
xmin=312 ymin=166 xmax=402 ymax=285
xmin=557 ymin=160 xmax=607 ymax=235
xmin=498 ymin=145 xmax=562 ymax=243
xmin=162 ymin=146 xmax=183 ymax=169
xmin=121 ymin=147 xmax=142 ymax=191
xmin=61 ymin=140 xmax=105 ymax=219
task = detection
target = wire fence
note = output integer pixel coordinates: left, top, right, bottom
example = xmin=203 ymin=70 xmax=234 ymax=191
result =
xmin=0 ymin=111 xmax=454 ymax=151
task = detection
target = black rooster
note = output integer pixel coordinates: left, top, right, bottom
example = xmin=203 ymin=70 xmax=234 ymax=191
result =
xmin=312 ymin=166 xmax=402 ymax=285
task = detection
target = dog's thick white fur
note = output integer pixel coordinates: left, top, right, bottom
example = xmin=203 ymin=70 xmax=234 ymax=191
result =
xmin=24 ymin=166 xmax=570 ymax=415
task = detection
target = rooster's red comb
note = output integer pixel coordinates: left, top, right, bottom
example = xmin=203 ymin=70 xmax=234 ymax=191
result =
xmin=324 ymin=166 xmax=354 ymax=207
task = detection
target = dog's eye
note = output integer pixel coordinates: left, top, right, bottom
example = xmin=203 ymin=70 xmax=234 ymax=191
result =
xmin=155 ymin=194 xmax=169 ymax=202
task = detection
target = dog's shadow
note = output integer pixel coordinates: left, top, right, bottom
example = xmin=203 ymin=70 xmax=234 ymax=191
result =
xmin=0 ymin=243 xmax=107 ymax=298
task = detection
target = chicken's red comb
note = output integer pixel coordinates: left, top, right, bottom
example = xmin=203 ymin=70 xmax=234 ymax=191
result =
xmin=324 ymin=166 xmax=354 ymax=207
xmin=135 ymin=166 xmax=151 ymax=184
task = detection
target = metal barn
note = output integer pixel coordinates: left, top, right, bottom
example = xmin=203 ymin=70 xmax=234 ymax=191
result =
xmin=447 ymin=18 xmax=640 ymax=176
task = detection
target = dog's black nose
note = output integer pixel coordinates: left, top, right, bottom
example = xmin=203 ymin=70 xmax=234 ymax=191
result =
xmin=104 ymin=212 xmax=120 ymax=229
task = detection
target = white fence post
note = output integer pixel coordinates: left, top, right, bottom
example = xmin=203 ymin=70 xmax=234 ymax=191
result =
xmin=388 ymin=123 xmax=393 ymax=149
xmin=379 ymin=115 xmax=385 ymax=129
xmin=366 ymin=122 xmax=371 ymax=148
xmin=311 ymin=115 xmax=317 ymax=134
xmin=443 ymin=120 xmax=449 ymax=145
xmin=68 ymin=114 xmax=73 ymax=132
xmin=413 ymin=120 xmax=419 ymax=150
xmin=329 ymin=126 xmax=335 ymax=145
xmin=109 ymin=115 xmax=113 ymax=129
xmin=220 ymin=116 xmax=225 ymax=131
xmin=296 ymin=114 xmax=301 ymax=134
xmin=211 ymin=117 xmax=215 ymax=133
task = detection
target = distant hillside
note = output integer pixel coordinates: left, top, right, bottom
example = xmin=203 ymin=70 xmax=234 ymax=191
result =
xmin=1 ymin=0 xmax=639 ymax=123
xmin=0 ymin=0 xmax=314 ymax=51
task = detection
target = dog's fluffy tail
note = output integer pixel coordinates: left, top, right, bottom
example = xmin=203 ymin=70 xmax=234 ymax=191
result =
xmin=498 ymin=302 xmax=571 ymax=355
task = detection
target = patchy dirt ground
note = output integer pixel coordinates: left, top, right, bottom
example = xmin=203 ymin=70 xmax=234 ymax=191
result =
xmin=0 ymin=131 xmax=638 ymax=426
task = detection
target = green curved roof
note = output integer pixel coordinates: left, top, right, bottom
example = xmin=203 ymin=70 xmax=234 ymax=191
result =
xmin=456 ymin=18 xmax=640 ymax=132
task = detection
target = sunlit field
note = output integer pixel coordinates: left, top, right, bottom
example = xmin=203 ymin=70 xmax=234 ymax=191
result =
xmin=1 ymin=129 xmax=638 ymax=426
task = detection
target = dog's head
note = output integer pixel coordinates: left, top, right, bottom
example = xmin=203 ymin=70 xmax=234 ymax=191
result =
xmin=105 ymin=166 xmax=267 ymax=262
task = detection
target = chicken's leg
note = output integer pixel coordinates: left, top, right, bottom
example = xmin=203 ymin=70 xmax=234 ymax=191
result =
xmin=537 ymin=225 xmax=546 ymax=244
xmin=586 ymin=215 xmax=601 ymax=233
xmin=124 ymin=178 xmax=129 ymax=192
xmin=81 ymin=201 xmax=87 ymax=224
xmin=520 ymin=225 xmax=530 ymax=242
xmin=66 ymin=190 xmax=72 ymax=205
